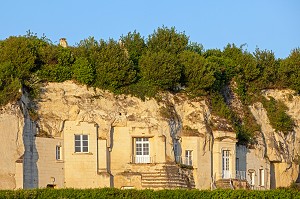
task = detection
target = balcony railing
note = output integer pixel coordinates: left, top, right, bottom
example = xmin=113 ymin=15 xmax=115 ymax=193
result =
xmin=236 ymin=170 xmax=247 ymax=180
xmin=175 ymin=156 xmax=192 ymax=166
xmin=222 ymin=170 xmax=231 ymax=179
xmin=131 ymin=156 xmax=154 ymax=164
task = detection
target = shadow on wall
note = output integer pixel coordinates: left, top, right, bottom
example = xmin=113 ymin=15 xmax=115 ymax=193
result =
xmin=22 ymin=113 xmax=39 ymax=189
xmin=108 ymin=126 xmax=114 ymax=188
xmin=270 ymin=162 xmax=276 ymax=189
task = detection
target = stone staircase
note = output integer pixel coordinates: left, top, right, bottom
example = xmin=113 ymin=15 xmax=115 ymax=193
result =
xmin=215 ymin=178 xmax=250 ymax=190
xmin=141 ymin=164 xmax=195 ymax=189
xmin=215 ymin=179 xmax=233 ymax=189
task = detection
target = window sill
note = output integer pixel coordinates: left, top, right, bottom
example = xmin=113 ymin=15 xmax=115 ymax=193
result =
xmin=72 ymin=152 xmax=93 ymax=155
xmin=55 ymin=160 xmax=64 ymax=163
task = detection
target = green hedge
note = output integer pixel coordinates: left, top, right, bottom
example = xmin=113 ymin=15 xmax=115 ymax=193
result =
xmin=1 ymin=188 xmax=300 ymax=199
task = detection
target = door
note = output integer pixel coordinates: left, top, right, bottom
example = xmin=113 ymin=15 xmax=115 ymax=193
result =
xmin=222 ymin=150 xmax=230 ymax=178
xmin=135 ymin=138 xmax=150 ymax=163
xmin=250 ymin=171 xmax=255 ymax=187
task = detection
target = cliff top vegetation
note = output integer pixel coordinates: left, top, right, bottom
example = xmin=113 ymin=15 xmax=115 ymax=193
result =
xmin=0 ymin=27 xmax=298 ymax=143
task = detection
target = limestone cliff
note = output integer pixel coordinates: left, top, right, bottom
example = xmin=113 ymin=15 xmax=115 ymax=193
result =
xmin=250 ymin=89 xmax=300 ymax=187
xmin=1 ymin=81 xmax=300 ymax=189
xmin=0 ymin=103 xmax=24 ymax=189
xmin=36 ymin=81 xmax=212 ymax=159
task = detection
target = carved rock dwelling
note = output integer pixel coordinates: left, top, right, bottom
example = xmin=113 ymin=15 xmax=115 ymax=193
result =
xmin=0 ymin=81 xmax=299 ymax=190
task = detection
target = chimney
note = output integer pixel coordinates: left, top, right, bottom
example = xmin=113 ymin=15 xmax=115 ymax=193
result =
xmin=59 ymin=38 xmax=68 ymax=48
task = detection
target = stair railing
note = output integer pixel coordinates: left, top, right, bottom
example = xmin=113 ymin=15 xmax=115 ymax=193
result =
xmin=211 ymin=173 xmax=217 ymax=190
xmin=229 ymin=178 xmax=234 ymax=190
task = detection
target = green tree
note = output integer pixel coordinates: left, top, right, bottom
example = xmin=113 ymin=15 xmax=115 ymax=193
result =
xmin=147 ymin=26 xmax=188 ymax=54
xmin=120 ymin=31 xmax=146 ymax=68
xmin=252 ymin=48 xmax=278 ymax=90
xmin=186 ymin=42 xmax=204 ymax=55
xmin=74 ymin=37 xmax=99 ymax=65
xmin=0 ymin=34 xmax=52 ymax=105
xmin=205 ymin=54 xmax=235 ymax=92
xmin=278 ymin=48 xmax=300 ymax=93
xmin=94 ymin=39 xmax=137 ymax=91
xmin=180 ymin=50 xmax=215 ymax=95
xmin=38 ymin=47 xmax=74 ymax=82
xmin=72 ymin=57 xmax=95 ymax=85
xmin=0 ymin=61 xmax=22 ymax=105
xmin=0 ymin=36 xmax=38 ymax=80
xmin=139 ymin=50 xmax=181 ymax=90
xmin=262 ymin=97 xmax=294 ymax=134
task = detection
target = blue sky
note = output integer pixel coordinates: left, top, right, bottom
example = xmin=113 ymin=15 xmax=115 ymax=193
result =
xmin=0 ymin=0 xmax=299 ymax=58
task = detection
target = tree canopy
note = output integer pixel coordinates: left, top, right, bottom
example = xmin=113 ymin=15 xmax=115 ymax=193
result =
xmin=0 ymin=26 xmax=298 ymax=144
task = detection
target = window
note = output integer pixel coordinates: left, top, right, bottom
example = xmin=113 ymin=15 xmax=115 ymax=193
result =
xmin=75 ymin=135 xmax=89 ymax=153
xmin=56 ymin=145 xmax=62 ymax=160
xmin=259 ymin=169 xmax=264 ymax=186
xmin=135 ymin=137 xmax=150 ymax=163
xmin=236 ymin=158 xmax=239 ymax=171
xmin=185 ymin=150 xmax=192 ymax=166
xmin=249 ymin=171 xmax=255 ymax=186
xmin=222 ymin=150 xmax=230 ymax=179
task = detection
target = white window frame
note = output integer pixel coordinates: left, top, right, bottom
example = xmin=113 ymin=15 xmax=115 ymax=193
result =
xmin=259 ymin=169 xmax=265 ymax=186
xmin=74 ymin=134 xmax=89 ymax=153
xmin=56 ymin=145 xmax=62 ymax=160
xmin=135 ymin=137 xmax=150 ymax=163
xmin=185 ymin=150 xmax=192 ymax=166
xmin=222 ymin=150 xmax=230 ymax=179
xmin=249 ymin=171 xmax=255 ymax=186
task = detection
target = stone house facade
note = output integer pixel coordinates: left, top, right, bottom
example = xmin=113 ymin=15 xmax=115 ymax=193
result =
xmin=14 ymin=120 xmax=269 ymax=190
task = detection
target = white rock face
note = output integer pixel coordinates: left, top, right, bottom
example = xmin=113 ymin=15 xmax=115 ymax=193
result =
xmin=37 ymin=81 xmax=211 ymax=144
xmin=1 ymin=82 xmax=299 ymax=189
xmin=0 ymin=103 xmax=24 ymax=189
xmin=250 ymin=89 xmax=300 ymax=187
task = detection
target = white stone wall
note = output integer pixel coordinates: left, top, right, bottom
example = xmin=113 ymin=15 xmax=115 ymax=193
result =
xmin=63 ymin=121 xmax=110 ymax=188
xmin=181 ymin=136 xmax=212 ymax=189
xmin=0 ymin=111 xmax=23 ymax=189
xmin=236 ymin=145 xmax=270 ymax=189
xmin=212 ymin=131 xmax=237 ymax=181
xmin=35 ymin=137 xmax=64 ymax=188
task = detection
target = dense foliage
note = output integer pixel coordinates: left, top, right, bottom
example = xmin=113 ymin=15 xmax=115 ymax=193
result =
xmin=1 ymin=188 xmax=300 ymax=199
xmin=261 ymin=97 xmax=294 ymax=134
xmin=0 ymin=27 xmax=298 ymax=143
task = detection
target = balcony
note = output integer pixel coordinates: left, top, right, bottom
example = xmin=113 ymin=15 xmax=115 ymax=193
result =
xmin=175 ymin=156 xmax=192 ymax=166
xmin=236 ymin=170 xmax=247 ymax=180
xmin=131 ymin=156 xmax=154 ymax=164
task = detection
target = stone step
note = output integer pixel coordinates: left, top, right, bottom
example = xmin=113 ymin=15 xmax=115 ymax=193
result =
xmin=142 ymin=177 xmax=195 ymax=185
xmin=142 ymin=184 xmax=189 ymax=189
xmin=141 ymin=173 xmax=181 ymax=177
xmin=142 ymin=176 xmax=194 ymax=183
xmin=142 ymin=183 xmax=195 ymax=189
xmin=216 ymin=179 xmax=233 ymax=189
xmin=140 ymin=164 xmax=195 ymax=190
xmin=142 ymin=181 xmax=189 ymax=186
xmin=142 ymin=179 xmax=194 ymax=185
xmin=142 ymin=182 xmax=195 ymax=188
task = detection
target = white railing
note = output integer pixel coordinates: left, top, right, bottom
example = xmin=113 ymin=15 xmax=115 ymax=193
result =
xmin=132 ymin=156 xmax=153 ymax=164
xmin=236 ymin=170 xmax=247 ymax=180
xmin=175 ymin=156 xmax=192 ymax=166
xmin=222 ymin=170 xmax=231 ymax=179
xmin=175 ymin=156 xmax=182 ymax=164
